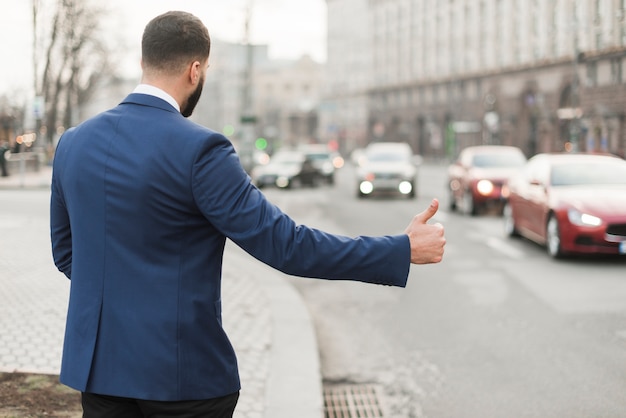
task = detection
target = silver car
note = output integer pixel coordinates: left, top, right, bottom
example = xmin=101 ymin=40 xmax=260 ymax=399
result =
xmin=356 ymin=142 xmax=420 ymax=199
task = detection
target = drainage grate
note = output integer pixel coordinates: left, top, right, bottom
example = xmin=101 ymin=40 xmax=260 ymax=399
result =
xmin=323 ymin=384 xmax=385 ymax=418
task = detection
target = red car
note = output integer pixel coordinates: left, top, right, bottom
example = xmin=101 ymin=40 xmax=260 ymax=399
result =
xmin=503 ymin=153 xmax=626 ymax=258
xmin=448 ymin=145 xmax=527 ymax=215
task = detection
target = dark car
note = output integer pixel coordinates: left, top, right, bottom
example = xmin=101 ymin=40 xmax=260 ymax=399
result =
xmin=299 ymin=144 xmax=344 ymax=185
xmin=448 ymin=145 xmax=527 ymax=215
xmin=251 ymin=150 xmax=322 ymax=189
xmin=503 ymin=153 xmax=626 ymax=258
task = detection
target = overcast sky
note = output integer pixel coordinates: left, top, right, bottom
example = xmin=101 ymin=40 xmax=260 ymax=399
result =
xmin=0 ymin=0 xmax=327 ymax=98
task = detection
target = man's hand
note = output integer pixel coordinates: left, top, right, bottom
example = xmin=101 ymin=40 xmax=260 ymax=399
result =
xmin=405 ymin=198 xmax=446 ymax=264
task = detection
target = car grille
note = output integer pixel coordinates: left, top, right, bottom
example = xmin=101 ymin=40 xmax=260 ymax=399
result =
xmin=606 ymin=223 xmax=626 ymax=238
xmin=575 ymin=235 xmax=616 ymax=247
xmin=375 ymin=173 xmax=402 ymax=180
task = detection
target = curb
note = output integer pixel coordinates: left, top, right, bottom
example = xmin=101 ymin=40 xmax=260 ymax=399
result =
xmin=224 ymin=243 xmax=323 ymax=418
xmin=0 ymin=167 xmax=52 ymax=190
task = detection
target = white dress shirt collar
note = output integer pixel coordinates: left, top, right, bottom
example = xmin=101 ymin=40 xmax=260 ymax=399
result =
xmin=132 ymin=84 xmax=180 ymax=112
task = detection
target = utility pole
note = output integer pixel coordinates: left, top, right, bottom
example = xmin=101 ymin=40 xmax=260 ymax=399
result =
xmin=31 ymin=0 xmax=44 ymax=153
xmin=569 ymin=0 xmax=582 ymax=152
xmin=239 ymin=0 xmax=257 ymax=173
xmin=32 ymin=0 xmax=39 ymax=96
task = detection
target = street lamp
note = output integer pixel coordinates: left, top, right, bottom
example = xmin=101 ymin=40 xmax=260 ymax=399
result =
xmin=239 ymin=0 xmax=257 ymax=173
xmin=568 ymin=0 xmax=584 ymax=152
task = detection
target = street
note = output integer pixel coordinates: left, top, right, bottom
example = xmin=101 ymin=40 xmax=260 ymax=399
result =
xmin=2 ymin=161 xmax=626 ymax=418
xmin=263 ymin=161 xmax=626 ymax=418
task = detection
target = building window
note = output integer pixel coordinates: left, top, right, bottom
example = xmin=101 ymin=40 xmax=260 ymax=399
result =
xmin=479 ymin=1 xmax=487 ymax=67
xmin=594 ymin=0 xmax=603 ymax=49
xmin=620 ymin=0 xmax=626 ymax=45
xmin=550 ymin=3 xmax=558 ymax=57
xmin=611 ymin=58 xmax=623 ymax=84
xmin=587 ymin=62 xmax=598 ymax=86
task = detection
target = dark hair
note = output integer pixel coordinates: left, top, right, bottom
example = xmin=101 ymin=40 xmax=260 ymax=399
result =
xmin=142 ymin=11 xmax=211 ymax=74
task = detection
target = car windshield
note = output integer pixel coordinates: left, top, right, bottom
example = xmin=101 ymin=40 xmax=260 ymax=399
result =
xmin=271 ymin=152 xmax=303 ymax=164
xmin=472 ymin=153 xmax=526 ymax=168
xmin=551 ymin=161 xmax=626 ymax=186
xmin=305 ymin=153 xmax=330 ymax=161
xmin=367 ymin=151 xmax=409 ymax=162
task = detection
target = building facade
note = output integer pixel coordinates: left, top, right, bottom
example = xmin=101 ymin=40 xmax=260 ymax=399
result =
xmin=196 ymin=40 xmax=324 ymax=158
xmin=323 ymin=0 xmax=626 ymax=159
xmin=321 ymin=0 xmax=372 ymax=155
xmin=253 ymin=55 xmax=324 ymax=151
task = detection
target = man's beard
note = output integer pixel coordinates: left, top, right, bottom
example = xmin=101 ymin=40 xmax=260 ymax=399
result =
xmin=181 ymin=77 xmax=204 ymax=118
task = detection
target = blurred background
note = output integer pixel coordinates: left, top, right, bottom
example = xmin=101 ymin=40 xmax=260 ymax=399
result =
xmin=2 ymin=2 xmax=626 ymax=417
xmin=1 ymin=0 xmax=625 ymax=170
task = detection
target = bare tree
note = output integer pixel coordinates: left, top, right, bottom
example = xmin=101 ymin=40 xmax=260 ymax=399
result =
xmin=33 ymin=0 xmax=114 ymax=145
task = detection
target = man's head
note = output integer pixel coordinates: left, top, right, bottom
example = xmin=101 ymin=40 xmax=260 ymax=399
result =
xmin=141 ymin=11 xmax=210 ymax=117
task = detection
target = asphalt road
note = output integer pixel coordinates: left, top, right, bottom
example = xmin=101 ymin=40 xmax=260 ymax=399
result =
xmin=262 ymin=161 xmax=626 ymax=418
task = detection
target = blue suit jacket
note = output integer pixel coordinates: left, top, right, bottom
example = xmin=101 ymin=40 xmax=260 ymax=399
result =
xmin=50 ymin=93 xmax=410 ymax=401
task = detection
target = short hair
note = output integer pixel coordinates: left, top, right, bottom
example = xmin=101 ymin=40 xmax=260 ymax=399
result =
xmin=142 ymin=11 xmax=211 ymax=75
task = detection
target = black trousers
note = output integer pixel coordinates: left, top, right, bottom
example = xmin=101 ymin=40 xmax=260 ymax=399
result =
xmin=81 ymin=391 xmax=239 ymax=418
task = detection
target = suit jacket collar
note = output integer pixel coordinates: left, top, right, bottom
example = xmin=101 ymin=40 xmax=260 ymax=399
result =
xmin=121 ymin=93 xmax=180 ymax=114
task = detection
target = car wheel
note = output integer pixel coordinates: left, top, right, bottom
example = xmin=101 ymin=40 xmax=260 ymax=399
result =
xmin=288 ymin=177 xmax=301 ymax=189
xmin=408 ymin=182 xmax=416 ymax=199
xmin=449 ymin=188 xmax=457 ymax=211
xmin=503 ymin=203 xmax=519 ymax=237
xmin=463 ymin=190 xmax=477 ymax=216
xmin=546 ymin=214 xmax=563 ymax=258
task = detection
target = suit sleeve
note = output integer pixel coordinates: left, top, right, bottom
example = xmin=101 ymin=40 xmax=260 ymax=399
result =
xmin=191 ymin=134 xmax=410 ymax=287
xmin=50 ymin=137 xmax=72 ymax=279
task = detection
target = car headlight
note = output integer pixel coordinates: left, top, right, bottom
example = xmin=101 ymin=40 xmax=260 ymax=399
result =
xmin=398 ymin=181 xmax=413 ymax=194
xmin=567 ymin=209 xmax=602 ymax=227
xmin=333 ymin=156 xmax=344 ymax=168
xmin=360 ymin=181 xmax=373 ymax=194
xmin=501 ymin=184 xmax=510 ymax=198
xmin=321 ymin=162 xmax=334 ymax=174
xmin=476 ymin=180 xmax=494 ymax=196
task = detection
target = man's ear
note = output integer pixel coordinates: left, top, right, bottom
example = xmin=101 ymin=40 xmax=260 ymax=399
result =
xmin=189 ymin=61 xmax=201 ymax=85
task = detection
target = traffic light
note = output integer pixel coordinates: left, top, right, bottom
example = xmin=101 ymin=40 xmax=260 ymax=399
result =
xmin=255 ymin=137 xmax=268 ymax=150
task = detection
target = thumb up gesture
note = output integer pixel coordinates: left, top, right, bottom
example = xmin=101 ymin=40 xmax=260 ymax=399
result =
xmin=405 ymin=199 xmax=446 ymax=264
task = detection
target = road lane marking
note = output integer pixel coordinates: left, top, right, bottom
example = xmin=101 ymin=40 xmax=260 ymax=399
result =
xmin=486 ymin=237 xmax=525 ymax=260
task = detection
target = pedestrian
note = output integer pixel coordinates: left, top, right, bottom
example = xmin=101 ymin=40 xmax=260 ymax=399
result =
xmin=0 ymin=140 xmax=9 ymax=177
xmin=50 ymin=10 xmax=445 ymax=418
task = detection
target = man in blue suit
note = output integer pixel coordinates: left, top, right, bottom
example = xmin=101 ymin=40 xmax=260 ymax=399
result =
xmin=50 ymin=10 xmax=445 ymax=417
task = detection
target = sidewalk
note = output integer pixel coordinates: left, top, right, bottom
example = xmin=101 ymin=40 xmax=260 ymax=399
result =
xmin=0 ymin=165 xmax=54 ymax=189
xmin=0 ymin=167 xmax=324 ymax=418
